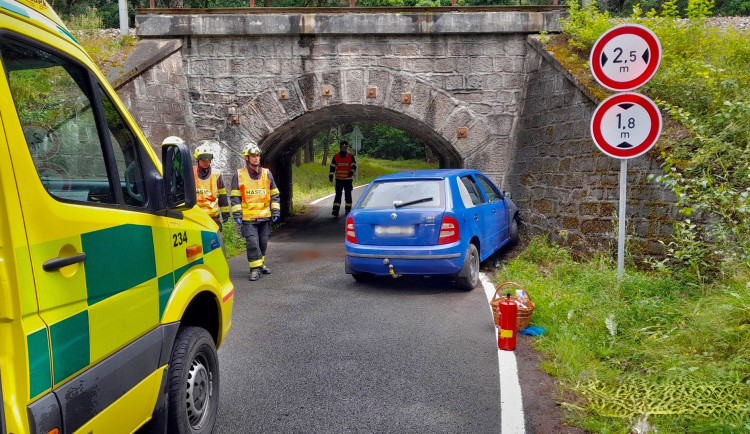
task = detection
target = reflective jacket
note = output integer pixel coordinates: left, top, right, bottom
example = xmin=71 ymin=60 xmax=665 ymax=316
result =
xmin=193 ymin=166 xmax=228 ymax=218
xmin=230 ymin=166 xmax=280 ymax=221
xmin=329 ymin=152 xmax=356 ymax=181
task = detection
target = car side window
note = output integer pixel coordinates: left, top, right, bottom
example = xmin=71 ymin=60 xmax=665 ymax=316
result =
xmin=459 ymin=176 xmax=485 ymax=206
xmin=1 ymin=36 xmax=146 ymax=208
xmin=476 ymin=174 xmax=502 ymax=202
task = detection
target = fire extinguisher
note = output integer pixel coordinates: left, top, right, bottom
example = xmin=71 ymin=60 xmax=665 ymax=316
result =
xmin=498 ymin=293 xmax=517 ymax=351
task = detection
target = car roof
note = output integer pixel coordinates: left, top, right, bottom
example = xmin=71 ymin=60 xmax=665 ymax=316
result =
xmin=372 ymin=169 xmax=479 ymax=182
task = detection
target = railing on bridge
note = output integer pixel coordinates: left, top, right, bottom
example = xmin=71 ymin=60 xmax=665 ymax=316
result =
xmin=145 ymin=0 xmax=560 ymax=10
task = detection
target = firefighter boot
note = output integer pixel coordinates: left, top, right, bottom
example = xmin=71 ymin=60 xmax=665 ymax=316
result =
xmin=261 ymin=265 xmax=271 ymax=275
xmin=249 ymin=268 xmax=262 ymax=281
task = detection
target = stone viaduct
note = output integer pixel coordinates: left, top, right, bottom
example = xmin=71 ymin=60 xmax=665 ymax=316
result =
xmin=113 ymin=7 xmax=679 ymax=257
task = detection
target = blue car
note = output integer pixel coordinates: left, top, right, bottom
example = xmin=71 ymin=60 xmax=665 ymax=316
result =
xmin=344 ymin=169 xmax=520 ymax=290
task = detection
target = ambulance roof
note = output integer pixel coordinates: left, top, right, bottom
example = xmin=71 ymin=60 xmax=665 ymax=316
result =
xmin=0 ymin=0 xmax=78 ymax=45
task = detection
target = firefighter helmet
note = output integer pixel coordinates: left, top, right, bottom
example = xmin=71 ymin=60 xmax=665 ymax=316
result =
xmin=242 ymin=143 xmax=262 ymax=157
xmin=193 ymin=144 xmax=213 ymax=161
xmin=161 ymin=136 xmax=184 ymax=146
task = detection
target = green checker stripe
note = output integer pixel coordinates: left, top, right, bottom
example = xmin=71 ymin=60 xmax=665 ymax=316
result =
xmin=157 ymin=258 xmax=204 ymax=320
xmin=50 ymin=311 xmax=89 ymax=384
xmin=82 ymin=224 xmax=156 ymax=305
xmin=27 ymin=328 xmax=51 ymax=398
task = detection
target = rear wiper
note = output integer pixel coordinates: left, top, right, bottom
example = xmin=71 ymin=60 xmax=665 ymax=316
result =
xmin=394 ymin=197 xmax=433 ymax=208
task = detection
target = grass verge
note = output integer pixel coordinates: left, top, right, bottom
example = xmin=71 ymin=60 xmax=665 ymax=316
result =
xmin=493 ymin=236 xmax=750 ymax=433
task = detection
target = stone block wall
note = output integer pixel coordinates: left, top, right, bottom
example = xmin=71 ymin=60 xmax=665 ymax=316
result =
xmin=117 ymin=46 xmax=196 ymax=148
xmin=508 ymin=37 xmax=679 ymax=257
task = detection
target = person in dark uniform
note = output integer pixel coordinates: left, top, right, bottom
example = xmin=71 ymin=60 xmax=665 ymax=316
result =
xmin=329 ymin=141 xmax=357 ymax=217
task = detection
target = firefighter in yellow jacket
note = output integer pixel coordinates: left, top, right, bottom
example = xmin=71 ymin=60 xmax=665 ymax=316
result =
xmin=192 ymin=142 xmax=230 ymax=230
xmin=231 ymin=142 xmax=281 ymax=281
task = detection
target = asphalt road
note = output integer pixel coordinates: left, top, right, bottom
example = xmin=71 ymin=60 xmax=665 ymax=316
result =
xmin=214 ymin=189 xmax=504 ymax=433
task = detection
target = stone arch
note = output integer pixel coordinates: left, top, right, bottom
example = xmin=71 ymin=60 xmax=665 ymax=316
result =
xmin=217 ymin=68 xmax=516 ymax=216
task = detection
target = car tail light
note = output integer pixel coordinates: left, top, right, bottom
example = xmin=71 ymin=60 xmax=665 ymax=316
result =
xmin=345 ymin=215 xmax=358 ymax=243
xmin=438 ymin=215 xmax=460 ymax=244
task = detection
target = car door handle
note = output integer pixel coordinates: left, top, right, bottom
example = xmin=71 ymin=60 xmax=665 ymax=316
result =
xmin=43 ymin=253 xmax=87 ymax=271
xmin=493 ymin=208 xmax=497 ymax=213
xmin=474 ymin=215 xmax=479 ymax=221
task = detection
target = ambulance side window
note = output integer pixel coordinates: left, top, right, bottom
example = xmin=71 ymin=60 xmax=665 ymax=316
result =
xmin=97 ymin=85 xmax=147 ymax=207
xmin=0 ymin=36 xmax=146 ymax=208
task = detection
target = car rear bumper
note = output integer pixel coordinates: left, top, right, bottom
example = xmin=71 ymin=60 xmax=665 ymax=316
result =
xmin=345 ymin=242 xmax=464 ymax=276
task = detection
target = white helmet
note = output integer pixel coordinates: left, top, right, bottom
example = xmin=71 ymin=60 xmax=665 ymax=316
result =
xmin=193 ymin=144 xmax=213 ymax=160
xmin=242 ymin=143 xmax=262 ymax=157
xmin=162 ymin=136 xmax=184 ymax=146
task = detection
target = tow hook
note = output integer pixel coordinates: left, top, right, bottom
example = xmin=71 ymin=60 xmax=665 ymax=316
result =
xmin=383 ymin=258 xmax=402 ymax=278
xmin=388 ymin=264 xmax=402 ymax=278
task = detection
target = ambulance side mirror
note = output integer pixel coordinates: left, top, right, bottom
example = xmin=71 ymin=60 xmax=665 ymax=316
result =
xmin=162 ymin=142 xmax=197 ymax=211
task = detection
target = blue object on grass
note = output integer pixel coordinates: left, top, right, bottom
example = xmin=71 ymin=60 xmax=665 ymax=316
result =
xmin=519 ymin=326 xmax=546 ymax=336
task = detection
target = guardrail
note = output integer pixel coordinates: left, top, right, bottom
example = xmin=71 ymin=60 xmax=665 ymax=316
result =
xmin=137 ymin=3 xmax=563 ymax=12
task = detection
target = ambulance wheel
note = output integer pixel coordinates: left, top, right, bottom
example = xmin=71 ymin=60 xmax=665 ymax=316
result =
xmin=455 ymin=243 xmax=479 ymax=291
xmin=167 ymin=327 xmax=219 ymax=434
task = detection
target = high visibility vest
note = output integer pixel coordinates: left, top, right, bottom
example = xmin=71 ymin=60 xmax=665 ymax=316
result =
xmin=333 ymin=152 xmax=354 ymax=180
xmin=237 ymin=167 xmax=271 ymax=220
xmin=194 ymin=166 xmax=221 ymax=218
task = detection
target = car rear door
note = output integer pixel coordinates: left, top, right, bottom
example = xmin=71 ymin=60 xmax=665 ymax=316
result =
xmin=457 ymin=175 xmax=496 ymax=258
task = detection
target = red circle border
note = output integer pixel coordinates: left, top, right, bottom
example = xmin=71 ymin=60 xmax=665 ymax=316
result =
xmin=590 ymin=24 xmax=662 ymax=91
xmin=590 ymin=92 xmax=662 ymax=159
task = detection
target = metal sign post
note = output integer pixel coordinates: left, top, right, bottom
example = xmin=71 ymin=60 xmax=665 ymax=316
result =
xmin=616 ymin=162 xmax=631 ymax=278
xmin=589 ymin=24 xmax=662 ymax=277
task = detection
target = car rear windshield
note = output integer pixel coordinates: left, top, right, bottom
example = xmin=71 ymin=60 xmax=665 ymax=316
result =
xmin=358 ymin=180 xmax=444 ymax=209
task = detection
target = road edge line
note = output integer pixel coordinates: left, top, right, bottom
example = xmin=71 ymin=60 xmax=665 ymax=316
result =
xmin=481 ymin=273 xmax=526 ymax=434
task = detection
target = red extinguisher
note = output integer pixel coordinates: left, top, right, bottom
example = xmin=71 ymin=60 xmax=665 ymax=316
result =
xmin=498 ymin=293 xmax=517 ymax=351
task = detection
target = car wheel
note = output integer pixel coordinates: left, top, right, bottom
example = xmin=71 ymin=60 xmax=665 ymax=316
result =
xmin=508 ymin=214 xmax=519 ymax=247
xmin=167 ymin=327 xmax=219 ymax=434
xmin=455 ymin=243 xmax=479 ymax=291
xmin=352 ymin=273 xmax=371 ymax=283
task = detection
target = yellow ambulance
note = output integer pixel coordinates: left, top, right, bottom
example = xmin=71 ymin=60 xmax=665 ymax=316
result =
xmin=0 ymin=1 xmax=234 ymax=433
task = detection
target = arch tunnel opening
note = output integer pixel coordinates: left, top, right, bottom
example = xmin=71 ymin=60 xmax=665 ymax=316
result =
xmin=222 ymin=104 xmax=465 ymax=219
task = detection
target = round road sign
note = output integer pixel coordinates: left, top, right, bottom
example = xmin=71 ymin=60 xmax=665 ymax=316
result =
xmin=590 ymin=92 xmax=662 ymax=159
xmin=590 ymin=24 xmax=661 ymax=91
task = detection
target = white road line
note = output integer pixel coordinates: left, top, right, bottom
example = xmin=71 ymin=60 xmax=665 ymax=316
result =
xmin=310 ymin=184 xmax=367 ymax=205
xmin=481 ymin=273 xmax=526 ymax=434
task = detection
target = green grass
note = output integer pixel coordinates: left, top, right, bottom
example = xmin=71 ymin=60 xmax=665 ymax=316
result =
xmin=495 ymin=237 xmax=750 ymax=432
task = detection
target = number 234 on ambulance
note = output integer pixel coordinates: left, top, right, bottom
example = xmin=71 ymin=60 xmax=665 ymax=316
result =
xmin=0 ymin=1 xmax=234 ymax=433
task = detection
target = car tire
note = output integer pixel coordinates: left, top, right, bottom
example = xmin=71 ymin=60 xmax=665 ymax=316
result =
xmin=455 ymin=243 xmax=479 ymax=291
xmin=352 ymin=273 xmax=371 ymax=283
xmin=167 ymin=327 xmax=219 ymax=434
xmin=508 ymin=214 xmax=519 ymax=247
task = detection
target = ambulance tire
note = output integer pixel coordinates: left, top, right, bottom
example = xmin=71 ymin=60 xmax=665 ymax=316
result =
xmin=167 ymin=327 xmax=219 ymax=434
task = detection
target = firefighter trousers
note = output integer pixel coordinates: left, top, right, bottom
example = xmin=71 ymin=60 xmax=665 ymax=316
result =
xmin=332 ymin=179 xmax=353 ymax=216
xmin=241 ymin=220 xmax=270 ymax=268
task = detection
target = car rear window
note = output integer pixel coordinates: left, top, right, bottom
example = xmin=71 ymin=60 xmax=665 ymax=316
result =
xmin=358 ymin=180 xmax=444 ymax=209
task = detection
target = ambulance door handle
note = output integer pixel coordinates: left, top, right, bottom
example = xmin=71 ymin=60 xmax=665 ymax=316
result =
xmin=43 ymin=253 xmax=87 ymax=272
